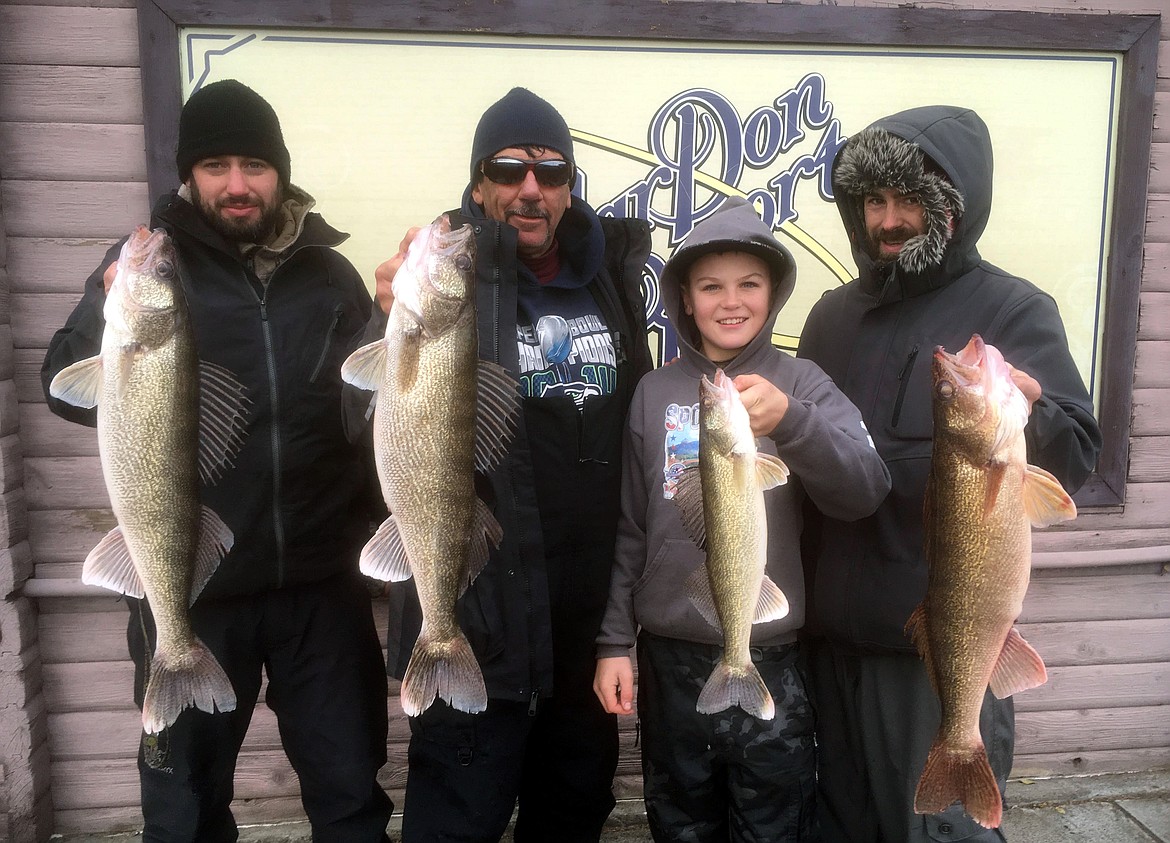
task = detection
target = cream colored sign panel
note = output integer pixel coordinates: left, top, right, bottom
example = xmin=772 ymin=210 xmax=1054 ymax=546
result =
xmin=180 ymin=29 xmax=1119 ymax=397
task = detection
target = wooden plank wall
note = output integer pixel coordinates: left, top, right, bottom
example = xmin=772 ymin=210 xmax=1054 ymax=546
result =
xmin=0 ymin=0 xmax=1167 ymax=836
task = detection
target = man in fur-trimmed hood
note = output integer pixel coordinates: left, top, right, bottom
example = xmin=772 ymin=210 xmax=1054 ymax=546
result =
xmin=832 ymin=104 xmax=989 ymax=286
xmin=797 ymin=106 xmax=1102 ymax=842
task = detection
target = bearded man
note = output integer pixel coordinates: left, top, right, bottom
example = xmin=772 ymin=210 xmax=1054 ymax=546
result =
xmin=41 ymin=79 xmax=394 ymax=842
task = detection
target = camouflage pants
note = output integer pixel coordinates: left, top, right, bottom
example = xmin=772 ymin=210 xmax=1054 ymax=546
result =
xmin=636 ymin=632 xmax=818 ymax=842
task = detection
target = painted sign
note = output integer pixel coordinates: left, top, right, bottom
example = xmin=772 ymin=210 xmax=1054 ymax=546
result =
xmin=180 ymin=29 xmax=1119 ymax=398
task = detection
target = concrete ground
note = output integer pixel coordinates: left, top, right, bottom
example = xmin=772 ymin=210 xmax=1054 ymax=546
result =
xmin=51 ymin=769 xmax=1170 ymax=842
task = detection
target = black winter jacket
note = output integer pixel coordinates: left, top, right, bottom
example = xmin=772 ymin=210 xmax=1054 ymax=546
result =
xmin=41 ymin=191 xmax=378 ymax=599
xmin=386 ymin=199 xmax=653 ymax=704
xmin=797 ymin=106 xmax=1103 ymax=653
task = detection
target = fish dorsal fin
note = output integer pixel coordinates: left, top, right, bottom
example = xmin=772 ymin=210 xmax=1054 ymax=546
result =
xmin=989 ymin=627 xmax=1048 ymax=698
xmin=755 ymin=575 xmax=790 ymax=623
xmin=1022 ymin=464 xmax=1078 ymax=527
xmin=672 ymin=461 xmax=706 ymax=550
xmin=189 ymin=506 xmax=234 ymax=604
xmin=81 ymin=526 xmax=144 ymax=598
xmin=475 ymin=360 xmax=521 ymax=474
xmin=755 ymin=453 xmax=790 ymax=491
xmin=198 ymin=362 xmax=250 ymax=486
xmin=359 ymin=514 xmax=412 ymax=583
xmin=340 ymin=339 xmax=389 ymax=392
xmin=685 ymin=562 xmax=721 ymax=631
xmin=465 ymin=497 xmax=503 ymax=597
xmin=49 ymin=355 xmax=104 ymax=409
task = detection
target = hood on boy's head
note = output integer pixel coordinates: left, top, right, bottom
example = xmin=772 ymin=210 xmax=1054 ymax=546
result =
xmin=660 ymin=197 xmax=797 ymax=356
xmin=832 ymin=105 xmax=992 ymax=277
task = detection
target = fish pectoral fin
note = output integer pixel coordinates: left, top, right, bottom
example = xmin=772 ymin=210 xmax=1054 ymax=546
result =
xmin=474 ymin=360 xmax=522 ymax=473
xmin=115 ymin=344 xmax=141 ymax=399
xmin=340 ymin=339 xmax=389 ymax=392
xmin=190 ymin=506 xmax=234 ymax=604
xmin=988 ymin=627 xmax=1048 ymax=698
xmin=982 ymin=459 xmax=1009 ymax=521
xmin=685 ymin=563 xmax=721 ymax=631
xmin=1021 ymin=464 xmax=1077 ymax=527
xmin=466 ymin=498 xmax=503 ymax=595
xmin=49 ymin=355 xmax=104 ymax=409
xmin=81 ymin=526 xmax=144 ymax=598
xmin=754 ymin=453 xmax=790 ymax=491
xmin=671 ymin=462 xmax=706 ymax=549
xmin=359 ymin=515 xmax=413 ymax=582
xmin=197 ymin=362 xmax=251 ymax=486
xmin=754 ymin=576 xmax=790 ymax=623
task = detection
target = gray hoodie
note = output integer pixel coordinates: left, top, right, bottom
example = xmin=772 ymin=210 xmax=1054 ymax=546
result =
xmin=596 ymin=198 xmax=890 ymax=654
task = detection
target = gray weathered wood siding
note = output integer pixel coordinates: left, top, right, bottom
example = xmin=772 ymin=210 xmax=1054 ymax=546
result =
xmin=0 ymin=0 xmax=1167 ymax=836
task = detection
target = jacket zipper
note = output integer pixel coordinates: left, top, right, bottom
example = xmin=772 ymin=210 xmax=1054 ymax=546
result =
xmin=309 ymin=302 xmax=345 ymax=384
xmin=253 ymin=277 xmax=287 ymax=582
xmin=891 ymin=343 xmax=919 ymax=428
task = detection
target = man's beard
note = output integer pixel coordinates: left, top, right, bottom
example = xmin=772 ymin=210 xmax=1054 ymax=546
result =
xmin=192 ymin=181 xmax=284 ymax=244
xmin=865 ymin=225 xmax=919 ymax=265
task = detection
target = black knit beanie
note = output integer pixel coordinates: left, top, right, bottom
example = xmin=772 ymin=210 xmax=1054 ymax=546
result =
xmin=469 ymin=87 xmax=575 ymax=182
xmin=176 ymin=80 xmax=291 ymax=186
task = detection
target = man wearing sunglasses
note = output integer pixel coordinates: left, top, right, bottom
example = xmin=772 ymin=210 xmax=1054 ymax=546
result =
xmin=373 ymin=87 xmax=653 ymax=842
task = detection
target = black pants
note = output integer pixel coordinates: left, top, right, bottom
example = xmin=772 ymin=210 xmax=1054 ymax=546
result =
xmin=637 ymin=632 xmax=819 ymax=843
xmin=807 ymin=640 xmax=1013 ymax=843
xmin=128 ymin=572 xmax=394 ymax=842
xmin=400 ymin=693 xmax=618 ymax=843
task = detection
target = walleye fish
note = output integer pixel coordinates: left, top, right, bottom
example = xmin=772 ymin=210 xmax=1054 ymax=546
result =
xmin=341 ymin=215 xmax=519 ymax=717
xmin=50 ymin=225 xmax=248 ymax=733
xmin=908 ymin=334 xmax=1077 ymax=828
xmin=673 ymin=368 xmax=791 ymax=720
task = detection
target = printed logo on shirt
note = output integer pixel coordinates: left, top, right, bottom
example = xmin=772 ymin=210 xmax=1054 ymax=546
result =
xmin=517 ymin=313 xmax=617 ymax=407
xmin=662 ymin=401 xmax=700 ymax=498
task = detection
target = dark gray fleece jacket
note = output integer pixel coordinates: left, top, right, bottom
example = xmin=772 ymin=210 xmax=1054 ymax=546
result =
xmin=596 ymin=198 xmax=891 ymax=656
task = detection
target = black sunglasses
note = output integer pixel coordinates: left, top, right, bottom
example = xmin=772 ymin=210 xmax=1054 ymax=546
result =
xmin=480 ymin=157 xmax=575 ymax=187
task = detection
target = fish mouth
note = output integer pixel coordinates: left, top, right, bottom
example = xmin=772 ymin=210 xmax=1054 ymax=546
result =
xmin=935 ymin=334 xmax=986 ymax=388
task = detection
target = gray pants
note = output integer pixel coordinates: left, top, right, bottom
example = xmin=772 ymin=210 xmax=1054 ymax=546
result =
xmin=807 ymin=641 xmax=1012 ymax=843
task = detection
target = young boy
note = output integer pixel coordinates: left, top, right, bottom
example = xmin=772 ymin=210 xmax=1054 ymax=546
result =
xmin=593 ymin=197 xmax=890 ymax=842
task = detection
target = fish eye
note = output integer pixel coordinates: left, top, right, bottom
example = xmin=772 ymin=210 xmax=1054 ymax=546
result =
xmin=155 ymin=259 xmax=175 ymax=279
xmin=455 ymin=254 xmax=472 ymax=272
xmin=936 ymin=381 xmax=955 ymax=401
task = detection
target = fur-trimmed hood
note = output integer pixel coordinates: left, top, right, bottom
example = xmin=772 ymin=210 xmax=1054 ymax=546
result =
xmin=831 ymin=106 xmax=993 ymax=295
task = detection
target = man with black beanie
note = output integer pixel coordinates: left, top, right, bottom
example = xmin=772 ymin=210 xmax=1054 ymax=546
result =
xmin=41 ymin=79 xmax=394 ymax=841
xmin=369 ymin=86 xmax=653 ymax=842
xmin=797 ymin=105 xmax=1102 ymax=842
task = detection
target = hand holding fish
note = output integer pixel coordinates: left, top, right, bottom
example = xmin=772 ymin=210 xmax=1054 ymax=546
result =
xmin=102 ymin=260 xmax=118 ymax=293
xmin=372 ymin=226 xmax=421 ymax=315
xmin=593 ymin=656 xmax=635 ymax=715
xmin=1007 ymin=364 xmax=1041 ymax=412
xmin=732 ymin=372 xmax=790 ymax=438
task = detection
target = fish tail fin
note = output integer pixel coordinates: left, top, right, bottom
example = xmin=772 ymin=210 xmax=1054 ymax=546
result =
xmin=696 ymin=661 xmax=775 ymax=720
xmin=914 ymin=740 xmax=1003 ymax=829
xmin=141 ymin=638 xmax=237 ymax=734
xmin=400 ymin=628 xmax=487 ymax=717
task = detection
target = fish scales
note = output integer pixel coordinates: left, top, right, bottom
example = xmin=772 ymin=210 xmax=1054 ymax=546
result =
xmin=50 ymin=225 xmax=243 ymax=733
xmin=674 ymin=369 xmax=790 ymax=720
xmin=342 ymin=216 xmax=519 ymax=717
xmin=909 ymin=334 xmax=1075 ymax=829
